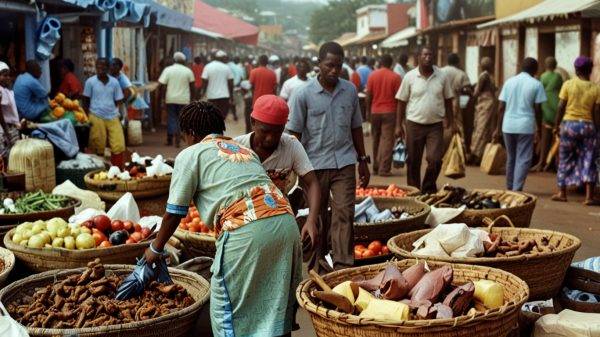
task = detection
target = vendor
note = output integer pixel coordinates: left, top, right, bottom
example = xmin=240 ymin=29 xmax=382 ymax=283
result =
xmin=58 ymin=59 xmax=83 ymax=99
xmin=145 ymin=101 xmax=301 ymax=337
xmin=109 ymin=58 xmax=134 ymax=103
xmin=234 ymin=94 xmax=319 ymax=247
xmin=0 ymin=62 xmax=20 ymax=161
xmin=13 ymin=60 xmax=49 ymax=121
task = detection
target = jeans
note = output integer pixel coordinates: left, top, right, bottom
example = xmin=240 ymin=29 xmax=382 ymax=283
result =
xmin=167 ymin=104 xmax=184 ymax=136
xmin=503 ymin=133 xmax=534 ymax=191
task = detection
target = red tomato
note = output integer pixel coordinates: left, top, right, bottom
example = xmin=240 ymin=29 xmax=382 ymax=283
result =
xmin=99 ymin=240 xmax=112 ymax=248
xmin=130 ymin=232 xmax=142 ymax=242
xmin=184 ymin=214 xmax=192 ymax=223
xmin=188 ymin=224 xmax=200 ymax=233
xmin=91 ymin=228 xmax=108 ymax=246
xmin=354 ymin=244 xmax=367 ymax=252
xmin=93 ymin=215 xmax=111 ymax=233
xmin=111 ymin=220 xmax=124 ymax=232
xmin=381 ymin=245 xmax=390 ymax=255
xmin=141 ymin=227 xmax=151 ymax=239
xmin=134 ymin=224 xmax=142 ymax=233
xmin=354 ymin=250 xmax=362 ymax=259
xmin=361 ymin=249 xmax=375 ymax=258
xmin=178 ymin=223 xmax=188 ymax=230
xmin=368 ymin=241 xmax=383 ymax=254
xmin=123 ymin=221 xmax=134 ymax=232
xmin=125 ymin=238 xmax=136 ymax=244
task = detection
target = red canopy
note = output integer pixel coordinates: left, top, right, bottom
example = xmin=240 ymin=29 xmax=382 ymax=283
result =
xmin=194 ymin=1 xmax=259 ymax=45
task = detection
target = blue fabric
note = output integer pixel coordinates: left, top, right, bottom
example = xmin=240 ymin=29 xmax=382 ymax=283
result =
xmin=356 ymin=65 xmax=372 ymax=90
xmin=228 ymin=62 xmax=244 ymax=86
xmin=13 ymin=73 xmax=49 ymax=120
xmin=83 ymin=75 xmax=124 ymax=120
xmin=166 ymin=104 xmax=183 ymax=136
xmin=31 ymin=119 xmax=79 ymax=158
xmin=499 ymin=72 xmax=547 ymax=134
xmin=117 ymin=72 xmax=133 ymax=89
xmin=503 ymin=133 xmax=534 ymax=191
xmin=166 ymin=203 xmax=188 ymax=216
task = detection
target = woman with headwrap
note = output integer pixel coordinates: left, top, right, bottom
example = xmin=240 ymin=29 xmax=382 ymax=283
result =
xmin=551 ymin=56 xmax=600 ymax=205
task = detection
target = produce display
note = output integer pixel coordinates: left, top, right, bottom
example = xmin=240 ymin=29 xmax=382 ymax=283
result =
xmin=356 ymin=184 xmax=409 ymax=198
xmin=0 ymin=191 xmax=73 ymax=215
xmin=92 ymin=153 xmax=173 ymax=181
xmin=178 ymin=206 xmax=215 ymax=237
xmin=6 ymin=259 xmax=195 ymax=328
xmin=45 ymin=92 xmax=88 ymax=124
xmin=354 ymin=240 xmax=390 ymax=260
xmin=317 ymin=263 xmax=504 ymax=320
xmin=417 ymin=186 xmax=532 ymax=210
xmin=10 ymin=215 xmax=151 ymax=250
xmin=355 ymin=197 xmax=417 ymax=224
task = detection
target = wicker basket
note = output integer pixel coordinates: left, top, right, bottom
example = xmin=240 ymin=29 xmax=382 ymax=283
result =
xmin=84 ymin=169 xmax=171 ymax=201
xmin=387 ymin=216 xmax=581 ymax=300
xmin=127 ymin=120 xmax=144 ymax=146
xmin=8 ymin=138 xmax=56 ymax=192
xmin=557 ymin=266 xmax=600 ymax=313
xmin=297 ymin=259 xmax=529 ymax=337
xmin=4 ymin=228 xmax=150 ymax=272
xmin=0 ymin=264 xmax=210 ymax=337
xmin=354 ymin=197 xmax=430 ymax=242
xmin=173 ymin=229 xmax=216 ymax=259
xmin=0 ymin=246 xmax=15 ymax=287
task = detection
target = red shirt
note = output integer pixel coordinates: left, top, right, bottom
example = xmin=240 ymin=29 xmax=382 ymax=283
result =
xmin=366 ymin=68 xmax=401 ymax=114
xmin=351 ymin=71 xmax=361 ymax=90
xmin=287 ymin=64 xmax=297 ymax=77
xmin=192 ymin=63 xmax=204 ymax=88
xmin=58 ymin=72 xmax=83 ymax=98
xmin=249 ymin=66 xmax=277 ymax=105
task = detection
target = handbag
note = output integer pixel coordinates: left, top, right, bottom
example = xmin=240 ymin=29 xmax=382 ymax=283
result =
xmin=392 ymin=139 xmax=406 ymax=168
xmin=442 ymin=134 xmax=466 ymax=179
xmin=480 ymin=143 xmax=506 ymax=175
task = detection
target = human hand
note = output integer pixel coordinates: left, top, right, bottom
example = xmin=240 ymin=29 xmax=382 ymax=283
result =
xmin=358 ymin=161 xmax=370 ymax=188
xmin=394 ymin=125 xmax=405 ymax=140
xmin=451 ymin=123 xmax=460 ymax=135
xmin=492 ymin=130 xmax=502 ymax=144
xmin=144 ymin=245 xmax=164 ymax=265
xmin=301 ymin=219 xmax=319 ymax=250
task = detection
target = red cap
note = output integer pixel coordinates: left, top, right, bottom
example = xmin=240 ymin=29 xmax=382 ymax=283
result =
xmin=251 ymin=95 xmax=289 ymax=125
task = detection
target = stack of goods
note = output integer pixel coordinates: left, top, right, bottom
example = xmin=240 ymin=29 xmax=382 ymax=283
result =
xmin=44 ymin=92 xmax=88 ymax=125
xmin=316 ymin=262 xmax=504 ymax=320
xmin=91 ymin=154 xmax=173 ymax=182
xmin=354 ymin=240 xmax=389 ymax=260
xmin=0 ymin=191 xmax=72 ymax=215
xmin=417 ymin=186 xmax=531 ymax=210
xmin=178 ymin=206 xmax=214 ymax=237
xmin=356 ymin=184 xmax=410 ymax=198
xmin=560 ymin=257 xmax=600 ymax=312
xmin=6 ymin=259 xmax=195 ymax=328
xmin=355 ymin=197 xmax=414 ymax=224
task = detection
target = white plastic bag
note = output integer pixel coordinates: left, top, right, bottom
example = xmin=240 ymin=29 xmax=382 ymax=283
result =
xmin=437 ymin=223 xmax=471 ymax=253
xmin=451 ymin=231 xmax=485 ymax=258
xmin=0 ymin=302 xmax=29 ymax=337
xmin=139 ymin=216 xmax=162 ymax=232
xmin=107 ymin=192 xmax=140 ymax=223
xmin=425 ymin=205 xmax=466 ymax=227
xmin=413 ymin=238 xmax=449 ymax=257
xmin=69 ymin=208 xmax=106 ymax=225
xmin=53 ymin=180 xmax=105 ymax=212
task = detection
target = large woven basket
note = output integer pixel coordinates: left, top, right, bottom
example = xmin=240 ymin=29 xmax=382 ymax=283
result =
xmin=84 ymin=169 xmax=171 ymax=201
xmin=173 ymin=229 xmax=216 ymax=259
xmin=0 ymin=246 xmax=15 ymax=287
xmin=354 ymin=197 xmax=430 ymax=242
xmin=556 ymin=266 xmax=600 ymax=313
xmin=297 ymin=259 xmax=529 ymax=337
xmin=0 ymin=264 xmax=210 ymax=337
xmin=4 ymin=228 xmax=150 ymax=272
xmin=8 ymin=138 xmax=56 ymax=192
xmin=387 ymin=216 xmax=581 ymax=300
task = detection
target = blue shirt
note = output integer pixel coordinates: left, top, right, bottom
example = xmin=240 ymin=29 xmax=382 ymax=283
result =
xmin=499 ymin=72 xmax=547 ymax=134
xmin=286 ymin=78 xmax=363 ymax=170
xmin=13 ymin=73 xmax=49 ymax=120
xmin=116 ymin=72 xmax=133 ymax=89
xmin=83 ymin=75 xmax=124 ymax=120
xmin=228 ymin=62 xmax=244 ymax=86
xmin=356 ymin=65 xmax=372 ymax=91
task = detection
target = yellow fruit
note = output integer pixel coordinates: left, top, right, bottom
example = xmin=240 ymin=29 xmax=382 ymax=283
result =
xmin=52 ymin=237 xmax=65 ymax=248
xmin=75 ymin=112 xmax=87 ymax=123
xmin=55 ymin=92 xmax=65 ymax=103
xmin=64 ymin=236 xmax=76 ymax=249
xmin=49 ymin=99 xmax=58 ymax=109
xmin=474 ymin=280 xmax=504 ymax=309
xmin=63 ymin=98 xmax=73 ymax=110
xmin=12 ymin=232 xmax=23 ymax=243
xmin=52 ymin=106 xmax=65 ymax=118
xmin=72 ymin=99 xmax=80 ymax=108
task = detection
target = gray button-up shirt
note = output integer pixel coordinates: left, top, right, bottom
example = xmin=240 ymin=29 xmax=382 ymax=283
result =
xmin=286 ymin=78 xmax=362 ymax=170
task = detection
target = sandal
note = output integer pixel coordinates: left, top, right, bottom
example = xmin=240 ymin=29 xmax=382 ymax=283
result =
xmin=551 ymin=194 xmax=567 ymax=202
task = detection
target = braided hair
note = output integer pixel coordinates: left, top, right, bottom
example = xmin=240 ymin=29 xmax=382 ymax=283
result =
xmin=179 ymin=100 xmax=226 ymax=139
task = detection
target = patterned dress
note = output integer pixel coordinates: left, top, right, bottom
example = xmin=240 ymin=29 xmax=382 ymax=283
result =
xmin=166 ymin=134 xmax=301 ymax=337
xmin=470 ymin=71 xmax=497 ymax=158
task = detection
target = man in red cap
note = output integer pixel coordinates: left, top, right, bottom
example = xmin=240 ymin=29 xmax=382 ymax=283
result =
xmin=235 ymin=95 xmax=320 ymax=249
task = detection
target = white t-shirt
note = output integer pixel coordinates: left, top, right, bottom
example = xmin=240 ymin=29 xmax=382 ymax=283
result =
xmin=279 ymin=75 xmax=307 ymax=100
xmin=201 ymin=61 xmax=234 ymax=99
xmin=234 ymin=133 xmax=314 ymax=194
xmin=158 ymin=63 xmax=195 ymax=105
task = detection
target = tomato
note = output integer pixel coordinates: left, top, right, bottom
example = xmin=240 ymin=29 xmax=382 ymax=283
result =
xmin=381 ymin=245 xmax=390 ymax=255
xmin=200 ymin=224 xmax=209 ymax=233
xmin=188 ymin=224 xmax=200 ymax=233
xmin=191 ymin=210 xmax=200 ymax=219
xmin=125 ymin=238 xmax=136 ymax=244
xmin=111 ymin=220 xmax=124 ymax=232
xmin=93 ymin=215 xmax=112 ymax=233
xmin=191 ymin=218 xmax=201 ymax=225
xmin=141 ymin=227 xmax=151 ymax=239
xmin=354 ymin=244 xmax=367 ymax=252
xmin=134 ymin=224 xmax=142 ymax=233
xmin=361 ymin=249 xmax=375 ymax=258
xmin=368 ymin=240 xmax=383 ymax=254
xmin=123 ymin=221 xmax=134 ymax=232
xmin=99 ymin=240 xmax=112 ymax=248
xmin=178 ymin=223 xmax=188 ymax=230
xmin=130 ymin=232 xmax=142 ymax=242
xmin=91 ymin=228 xmax=108 ymax=246
xmin=184 ymin=214 xmax=192 ymax=223
xmin=354 ymin=250 xmax=362 ymax=259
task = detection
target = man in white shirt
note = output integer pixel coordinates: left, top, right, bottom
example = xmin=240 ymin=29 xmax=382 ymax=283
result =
xmin=279 ymin=58 xmax=309 ymax=101
xmin=201 ymin=50 xmax=234 ymax=119
xmin=158 ymin=51 xmax=195 ymax=147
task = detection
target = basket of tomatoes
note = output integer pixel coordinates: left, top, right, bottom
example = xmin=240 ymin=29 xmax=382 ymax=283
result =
xmin=354 ymin=240 xmax=392 ymax=265
xmin=356 ymin=184 xmax=420 ymax=200
xmin=173 ymin=206 xmax=217 ymax=259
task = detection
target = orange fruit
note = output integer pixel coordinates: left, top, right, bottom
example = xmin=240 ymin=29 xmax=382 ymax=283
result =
xmin=361 ymin=249 xmax=375 ymax=258
xmin=55 ymin=92 xmax=65 ymax=103
xmin=381 ymin=245 xmax=390 ymax=255
xmin=52 ymin=106 xmax=65 ymax=118
xmin=368 ymin=241 xmax=383 ymax=254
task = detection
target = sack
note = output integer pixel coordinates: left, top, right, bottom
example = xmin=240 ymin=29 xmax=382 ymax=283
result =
xmin=442 ymin=134 xmax=466 ymax=179
xmin=115 ymin=257 xmax=173 ymax=300
xmin=393 ymin=140 xmax=407 ymax=168
xmin=533 ymin=309 xmax=600 ymax=337
xmin=106 ymin=192 xmax=140 ymax=223
xmin=480 ymin=143 xmax=506 ymax=175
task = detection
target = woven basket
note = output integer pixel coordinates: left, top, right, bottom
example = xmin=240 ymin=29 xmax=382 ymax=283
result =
xmin=387 ymin=216 xmax=581 ymax=301
xmin=557 ymin=266 xmax=600 ymax=313
xmin=297 ymin=259 xmax=529 ymax=337
xmin=127 ymin=120 xmax=143 ymax=146
xmin=173 ymin=229 xmax=216 ymax=259
xmin=8 ymin=138 xmax=56 ymax=192
xmin=447 ymin=189 xmax=537 ymax=228
xmin=557 ymin=293 xmax=600 ymax=313
xmin=0 ymin=264 xmax=210 ymax=337
xmin=0 ymin=246 xmax=15 ymax=287
xmin=84 ymin=169 xmax=171 ymax=201
xmin=4 ymin=228 xmax=150 ymax=272
xmin=354 ymin=197 xmax=430 ymax=242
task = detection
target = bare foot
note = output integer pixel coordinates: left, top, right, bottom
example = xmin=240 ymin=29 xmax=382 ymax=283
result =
xmin=551 ymin=194 xmax=567 ymax=202
xmin=530 ymin=163 xmax=543 ymax=172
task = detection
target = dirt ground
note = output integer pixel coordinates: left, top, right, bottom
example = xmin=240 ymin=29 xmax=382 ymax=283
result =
xmin=131 ymin=116 xmax=600 ymax=337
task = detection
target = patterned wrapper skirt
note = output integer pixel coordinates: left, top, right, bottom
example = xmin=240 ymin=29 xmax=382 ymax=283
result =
xmin=557 ymin=120 xmax=598 ymax=187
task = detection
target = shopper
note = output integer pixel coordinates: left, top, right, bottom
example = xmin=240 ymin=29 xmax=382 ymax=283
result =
xmin=442 ymin=53 xmax=472 ymax=141
xmin=279 ymin=58 xmax=309 ymax=101
xmin=551 ymin=56 xmax=599 ymax=205
xmin=396 ymin=46 xmax=455 ymax=193
xmin=13 ymin=60 xmax=49 ymax=121
xmin=356 ymin=56 xmax=373 ymax=91
xmin=249 ymin=55 xmax=277 ymax=106
xmin=227 ymin=56 xmax=245 ymax=121
xmin=145 ymin=101 xmax=300 ymax=337
xmin=201 ymin=50 xmax=234 ymax=119
xmin=532 ymin=57 xmax=563 ymax=172
xmin=469 ymin=57 xmax=497 ymax=164
xmin=366 ymin=54 xmax=401 ymax=176
xmin=0 ymin=62 xmax=20 ymax=160
xmin=191 ymin=55 xmax=205 ymax=91
xmin=109 ymin=58 xmax=134 ymax=103
xmin=493 ymin=58 xmax=547 ymax=191
xmin=82 ymin=58 xmax=126 ymax=167
xmin=57 ymin=59 xmax=83 ymax=99
xmin=159 ymin=52 xmax=195 ymax=147
xmin=287 ymin=41 xmax=370 ymax=273
xmin=393 ymin=53 xmax=410 ymax=78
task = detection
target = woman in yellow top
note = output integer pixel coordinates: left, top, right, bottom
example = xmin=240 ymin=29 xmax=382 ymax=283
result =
xmin=551 ymin=56 xmax=600 ymax=205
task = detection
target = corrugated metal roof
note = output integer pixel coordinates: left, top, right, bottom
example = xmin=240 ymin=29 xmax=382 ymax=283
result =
xmin=479 ymin=0 xmax=600 ymax=28
xmin=380 ymin=26 xmax=417 ymax=48
xmin=334 ymin=32 xmax=357 ymax=46
xmin=190 ymin=26 xmax=224 ymax=39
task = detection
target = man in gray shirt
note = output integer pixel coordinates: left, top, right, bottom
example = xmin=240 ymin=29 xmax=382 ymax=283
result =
xmin=287 ymin=41 xmax=370 ymax=273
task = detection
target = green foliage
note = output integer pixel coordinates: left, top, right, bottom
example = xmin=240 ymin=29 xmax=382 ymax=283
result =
xmin=309 ymin=0 xmax=384 ymax=44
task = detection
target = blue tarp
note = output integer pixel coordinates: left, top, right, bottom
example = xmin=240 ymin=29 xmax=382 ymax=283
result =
xmin=136 ymin=0 xmax=193 ymax=31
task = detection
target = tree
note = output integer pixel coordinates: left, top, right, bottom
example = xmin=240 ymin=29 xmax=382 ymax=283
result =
xmin=309 ymin=0 xmax=384 ymax=44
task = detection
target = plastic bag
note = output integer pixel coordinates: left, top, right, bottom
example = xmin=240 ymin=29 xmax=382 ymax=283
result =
xmin=69 ymin=208 xmax=106 ymax=225
xmin=393 ymin=140 xmax=407 ymax=168
xmin=0 ymin=302 xmax=28 ymax=337
xmin=53 ymin=180 xmax=105 ymax=212
xmin=115 ymin=257 xmax=173 ymax=300
xmin=106 ymin=192 xmax=140 ymax=223
xmin=480 ymin=143 xmax=506 ymax=175
xmin=451 ymin=231 xmax=485 ymax=258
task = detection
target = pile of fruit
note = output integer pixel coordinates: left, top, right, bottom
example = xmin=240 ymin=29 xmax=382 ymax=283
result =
xmin=354 ymin=240 xmax=390 ymax=260
xmin=45 ymin=92 xmax=88 ymax=124
xmin=178 ymin=206 xmax=215 ymax=237
xmin=0 ymin=191 xmax=73 ymax=215
xmin=6 ymin=259 xmax=195 ymax=329
xmin=79 ymin=215 xmax=152 ymax=247
xmin=356 ymin=184 xmax=409 ymax=198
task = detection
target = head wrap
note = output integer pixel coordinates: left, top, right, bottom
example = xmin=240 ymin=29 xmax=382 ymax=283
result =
xmin=215 ymin=50 xmax=227 ymax=58
xmin=251 ymin=95 xmax=289 ymax=125
xmin=0 ymin=62 xmax=9 ymax=72
xmin=173 ymin=52 xmax=186 ymax=62
xmin=574 ymin=56 xmax=592 ymax=70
